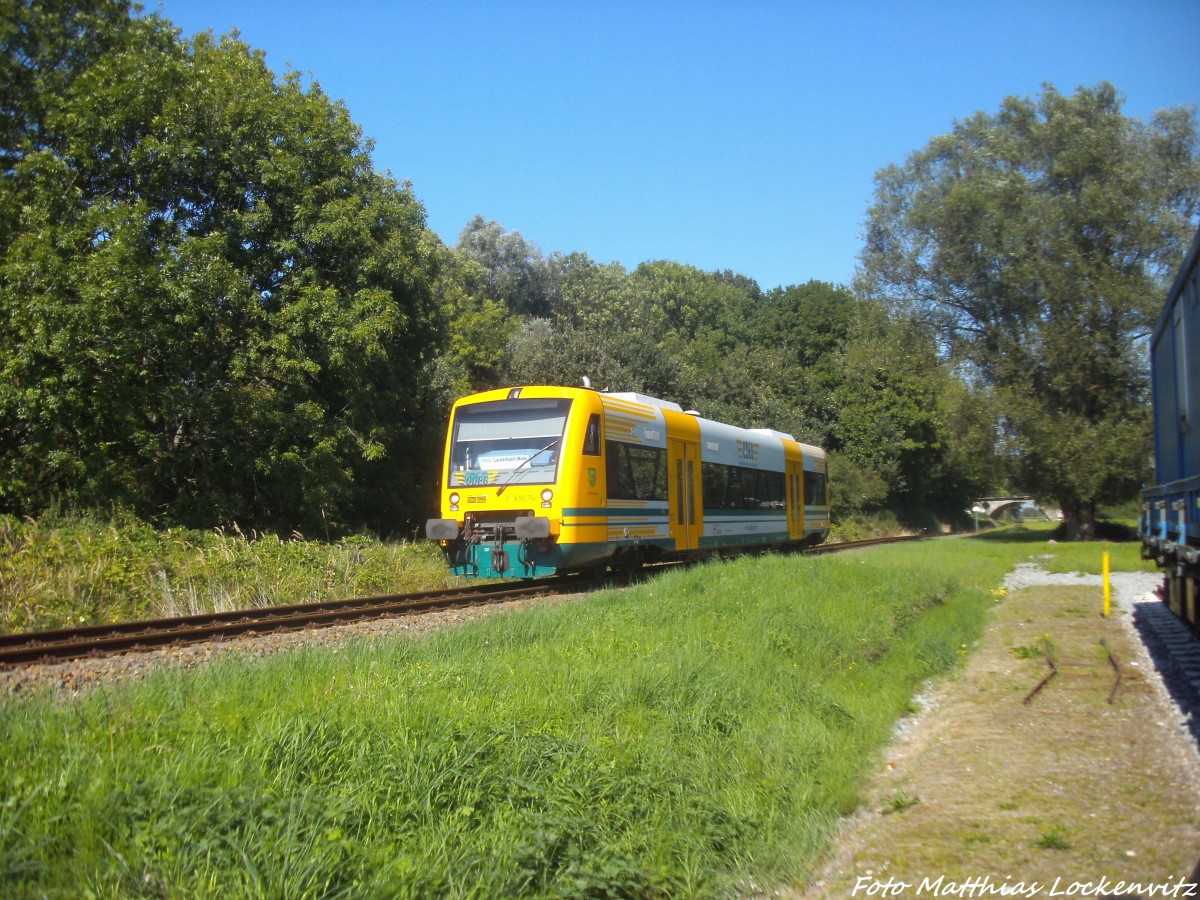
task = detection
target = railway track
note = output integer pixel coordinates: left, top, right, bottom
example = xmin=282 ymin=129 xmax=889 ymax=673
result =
xmin=800 ymin=533 xmax=928 ymax=555
xmin=0 ymin=533 xmax=931 ymax=669
xmin=0 ymin=576 xmax=610 ymax=669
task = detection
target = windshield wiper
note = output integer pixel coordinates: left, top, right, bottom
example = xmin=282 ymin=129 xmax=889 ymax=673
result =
xmin=495 ymin=439 xmax=560 ymax=496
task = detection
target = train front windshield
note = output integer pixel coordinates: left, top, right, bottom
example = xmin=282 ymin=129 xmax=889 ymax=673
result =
xmin=449 ymin=398 xmax=572 ymax=487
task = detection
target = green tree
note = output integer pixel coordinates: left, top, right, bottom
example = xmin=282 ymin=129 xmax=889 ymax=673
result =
xmin=743 ymin=281 xmax=860 ymax=449
xmin=754 ymin=281 xmax=856 ymax=366
xmin=556 ymin=252 xmax=662 ymax=336
xmin=833 ymin=309 xmax=972 ymax=524
xmin=502 ymin=252 xmax=679 ymax=395
xmin=0 ymin=0 xmax=133 ymax=184
xmin=455 ymin=215 xmax=562 ymax=318
xmin=630 ymin=260 xmax=755 ymax=348
xmin=826 ymin=452 xmax=889 ymax=523
xmin=0 ymin=6 xmax=445 ymax=532
xmin=858 ymin=83 xmax=1200 ymax=538
xmin=938 ymin=378 xmax=1008 ymax=503
xmin=439 ymin=253 xmax=515 ymax=391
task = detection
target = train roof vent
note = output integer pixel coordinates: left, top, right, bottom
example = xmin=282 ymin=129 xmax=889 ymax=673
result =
xmin=749 ymin=427 xmax=796 ymax=441
xmin=605 ymin=392 xmax=683 ymax=412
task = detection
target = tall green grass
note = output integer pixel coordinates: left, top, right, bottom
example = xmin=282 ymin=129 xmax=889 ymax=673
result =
xmin=0 ymin=511 xmax=458 ymax=633
xmin=0 ymin=536 xmax=1067 ymax=897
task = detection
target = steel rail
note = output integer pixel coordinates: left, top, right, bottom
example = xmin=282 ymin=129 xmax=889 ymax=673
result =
xmin=802 ymin=534 xmax=929 ymax=555
xmin=0 ymin=577 xmax=609 ymax=668
xmin=0 ymin=578 xmax=558 ymax=650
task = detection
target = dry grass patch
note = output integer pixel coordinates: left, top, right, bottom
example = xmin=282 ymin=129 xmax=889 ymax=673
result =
xmin=802 ymin=583 xmax=1200 ymax=894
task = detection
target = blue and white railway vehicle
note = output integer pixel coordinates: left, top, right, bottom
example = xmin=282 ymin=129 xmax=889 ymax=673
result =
xmin=1140 ymin=225 xmax=1200 ymax=629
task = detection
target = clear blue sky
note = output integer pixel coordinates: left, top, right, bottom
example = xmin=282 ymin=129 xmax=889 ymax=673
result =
xmin=154 ymin=0 xmax=1200 ymax=291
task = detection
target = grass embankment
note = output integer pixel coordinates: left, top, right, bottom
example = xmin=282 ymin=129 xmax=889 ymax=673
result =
xmin=0 ymin=527 xmax=1152 ymax=896
xmin=0 ymin=512 xmax=457 ymax=633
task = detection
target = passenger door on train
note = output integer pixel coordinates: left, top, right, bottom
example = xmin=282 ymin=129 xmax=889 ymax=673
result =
xmin=787 ymin=460 xmax=805 ymax=540
xmin=668 ymin=439 xmax=702 ymax=551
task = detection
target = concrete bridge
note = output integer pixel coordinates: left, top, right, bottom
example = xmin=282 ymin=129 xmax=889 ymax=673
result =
xmin=971 ymin=497 xmax=1061 ymax=520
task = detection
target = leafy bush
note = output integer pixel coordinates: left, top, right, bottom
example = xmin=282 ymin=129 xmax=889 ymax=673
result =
xmin=0 ymin=511 xmax=456 ymax=633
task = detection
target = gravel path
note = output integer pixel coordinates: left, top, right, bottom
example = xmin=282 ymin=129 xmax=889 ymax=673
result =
xmin=1005 ymin=561 xmax=1200 ymax=743
xmin=1002 ymin=559 xmax=1161 ymax=601
xmin=798 ymin=562 xmax=1200 ymax=896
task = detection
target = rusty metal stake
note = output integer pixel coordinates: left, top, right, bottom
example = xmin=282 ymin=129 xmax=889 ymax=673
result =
xmin=1101 ymin=638 xmax=1122 ymax=705
xmin=1023 ymin=655 xmax=1058 ymax=705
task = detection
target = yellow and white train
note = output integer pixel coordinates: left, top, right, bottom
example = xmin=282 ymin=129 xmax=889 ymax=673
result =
xmin=426 ymin=386 xmax=829 ymax=577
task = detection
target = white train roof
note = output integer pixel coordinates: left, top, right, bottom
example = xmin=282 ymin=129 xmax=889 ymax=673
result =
xmin=604 ymin=392 xmax=683 ymax=412
xmin=601 ymin=391 xmax=826 ymax=469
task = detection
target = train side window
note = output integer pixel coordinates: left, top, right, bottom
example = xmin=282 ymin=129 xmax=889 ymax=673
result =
xmin=583 ymin=414 xmax=601 ymax=455
xmin=760 ymin=470 xmax=785 ymax=509
xmin=702 ymin=463 xmax=726 ymax=509
xmin=701 ymin=463 xmax=787 ymax=509
xmin=606 ymin=440 xmax=667 ymax=501
xmin=804 ymin=470 xmax=827 ymax=505
xmin=726 ymin=466 xmax=746 ymax=508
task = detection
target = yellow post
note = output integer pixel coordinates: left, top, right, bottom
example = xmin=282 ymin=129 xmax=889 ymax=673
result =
xmin=1102 ymin=551 xmax=1111 ymax=617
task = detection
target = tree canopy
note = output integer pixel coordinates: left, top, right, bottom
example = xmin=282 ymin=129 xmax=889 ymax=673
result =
xmin=858 ymin=83 xmax=1200 ymax=538
xmin=0 ymin=0 xmax=445 ymax=533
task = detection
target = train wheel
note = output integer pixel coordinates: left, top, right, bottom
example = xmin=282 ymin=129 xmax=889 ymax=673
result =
xmin=609 ymin=559 xmax=643 ymax=582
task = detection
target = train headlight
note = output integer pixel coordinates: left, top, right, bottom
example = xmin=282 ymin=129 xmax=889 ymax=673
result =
xmin=449 ymin=491 xmax=460 ymax=511
xmin=540 ymin=488 xmax=553 ymax=508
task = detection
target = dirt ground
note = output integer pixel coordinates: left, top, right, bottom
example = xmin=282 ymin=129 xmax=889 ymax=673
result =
xmin=795 ymin=567 xmax=1200 ymax=898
